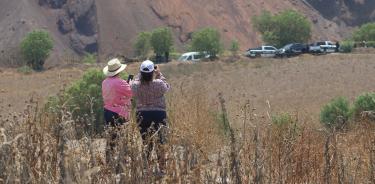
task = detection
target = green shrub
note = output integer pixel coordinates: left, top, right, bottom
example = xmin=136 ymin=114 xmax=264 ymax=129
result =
xmin=353 ymin=93 xmax=375 ymax=118
xmin=272 ymin=113 xmax=294 ymax=127
xmin=17 ymin=66 xmax=33 ymax=74
xmin=229 ymin=40 xmax=240 ymax=55
xmin=215 ymin=112 xmax=230 ymax=136
xmin=134 ymin=31 xmax=152 ymax=59
xmin=230 ymin=39 xmax=239 ymax=55
xmin=64 ymin=69 xmax=105 ymax=133
xmin=82 ymin=53 xmax=97 ymax=64
xmin=366 ymin=41 xmax=375 ymax=48
xmin=190 ymin=27 xmax=223 ymax=58
xmin=353 ymin=23 xmax=375 ymax=42
xmin=20 ymin=30 xmax=53 ymax=71
xmin=271 ymin=112 xmax=299 ymax=139
xmin=320 ymin=97 xmax=351 ymax=129
xmin=252 ymin=10 xmax=312 ymax=48
xmin=340 ymin=41 xmax=354 ymax=53
xmin=46 ymin=69 xmax=129 ymax=134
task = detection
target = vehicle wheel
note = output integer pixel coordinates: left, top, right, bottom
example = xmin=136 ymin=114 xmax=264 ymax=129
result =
xmin=255 ymin=53 xmax=261 ymax=58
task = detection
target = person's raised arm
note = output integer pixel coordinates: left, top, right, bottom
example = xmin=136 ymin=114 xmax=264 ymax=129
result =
xmin=154 ymin=66 xmax=170 ymax=92
xmin=156 ymin=74 xmax=170 ymax=94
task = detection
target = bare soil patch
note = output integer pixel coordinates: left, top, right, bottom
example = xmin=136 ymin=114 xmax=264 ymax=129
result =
xmin=0 ymin=66 xmax=85 ymax=117
xmin=1 ymin=53 xmax=375 ymax=125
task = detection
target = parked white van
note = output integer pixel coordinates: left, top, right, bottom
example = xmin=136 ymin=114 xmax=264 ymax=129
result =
xmin=178 ymin=52 xmax=209 ymax=62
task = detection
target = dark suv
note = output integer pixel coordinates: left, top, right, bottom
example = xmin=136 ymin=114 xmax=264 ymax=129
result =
xmin=276 ymin=43 xmax=308 ymax=57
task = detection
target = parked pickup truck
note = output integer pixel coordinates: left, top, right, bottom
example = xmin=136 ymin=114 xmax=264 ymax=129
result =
xmin=309 ymin=41 xmax=337 ymax=53
xmin=245 ymin=46 xmax=278 ymax=58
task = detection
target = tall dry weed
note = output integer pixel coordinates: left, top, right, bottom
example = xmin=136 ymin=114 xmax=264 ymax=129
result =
xmin=1 ymin=75 xmax=375 ymax=183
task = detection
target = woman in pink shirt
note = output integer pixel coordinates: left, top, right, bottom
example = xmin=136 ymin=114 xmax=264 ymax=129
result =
xmin=102 ymin=58 xmax=132 ymax=127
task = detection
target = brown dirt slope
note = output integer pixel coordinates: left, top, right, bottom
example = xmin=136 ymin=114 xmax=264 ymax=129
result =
xmin=96 ymin=0 xmax=343 ymax=58
xmin=0 ymin=0 xmax=75 ymax=67
xmin=0 ymin=0 xmax=373 ymax=65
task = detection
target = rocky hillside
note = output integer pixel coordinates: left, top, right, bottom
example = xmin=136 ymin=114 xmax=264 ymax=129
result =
xmin=306 ymin=0 xmax=375 ymax=26
xmin=0 ymin=0 xmax=373 ymax=66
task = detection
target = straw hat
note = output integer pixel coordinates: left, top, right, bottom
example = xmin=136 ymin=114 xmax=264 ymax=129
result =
xmin=103 ymin=58 xmax=127 ymax=77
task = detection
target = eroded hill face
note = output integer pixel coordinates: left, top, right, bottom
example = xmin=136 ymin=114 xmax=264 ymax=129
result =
xmin=0 ymin=0 xmax=98 ymax=67
xmin=0 ymin=0 xmax=373 ymax=65
xmin=40 ymin=0 xmax=99 ymax=54
xmin=306 ymin=0 xmax=375 ymax=26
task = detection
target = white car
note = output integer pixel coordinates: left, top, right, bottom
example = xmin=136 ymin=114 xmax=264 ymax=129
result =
xmin=245 ymin=46 xmax=278 ymax=58
xmin=178 ymin=52 xmax=209 ymax=62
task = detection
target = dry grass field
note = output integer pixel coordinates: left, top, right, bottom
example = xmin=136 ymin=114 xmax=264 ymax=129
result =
xmin=159 ymin=53 xmax=375 ymax=126
xmin=0 ymin=53 xmax=375 ymax=183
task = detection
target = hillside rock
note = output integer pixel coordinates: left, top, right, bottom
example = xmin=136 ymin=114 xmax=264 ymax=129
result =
xmin=57 ymin=13 xmax=73 ymax=34
xmin=306 ymin=0 xmax=375 ymax=26
xmin=38 ymin=0 xmax=67 ymax=9
xmin=40 ymin=0 xmax=98 ymax=54
xmin=62 ymin=0 xmax=98 ymax=53
xmin=67 ymin=0 xmax=95 ymax=20
xmin=70 ymin=33 xmax=98 ymax=54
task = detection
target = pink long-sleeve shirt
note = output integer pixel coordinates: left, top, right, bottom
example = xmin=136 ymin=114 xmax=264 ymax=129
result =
xmin=102 ymin=76 xmax=132 ymax=119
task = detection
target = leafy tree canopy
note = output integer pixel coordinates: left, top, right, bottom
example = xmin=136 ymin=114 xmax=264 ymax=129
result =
xmin=253 ymin=10 xmax=312 ymax=48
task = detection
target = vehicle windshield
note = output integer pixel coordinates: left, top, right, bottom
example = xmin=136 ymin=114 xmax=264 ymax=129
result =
xmin=282 ymin=44 xmax=293 ymax=50
xmin=265 ymin=46 xmax=276 ymax=50
xmin=249 ymin=47 xmax=261 ymax=51
xmin=194 ymin=54 xmax=204 ymax=59
xmin=178 ymin=55 xmax=188 ymax=61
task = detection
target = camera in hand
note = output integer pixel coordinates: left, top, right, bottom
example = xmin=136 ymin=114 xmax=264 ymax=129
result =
xmin=127 ymin=74 xmax=134 ymax=83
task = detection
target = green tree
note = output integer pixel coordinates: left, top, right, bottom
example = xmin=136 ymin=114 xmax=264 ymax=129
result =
xmin=252 ymin=11 xmax=274 ymax=34
xmin=150 ymin=27 xmax=173 ymax=62
xmin=191 ymin=27 xmax=223 ymax=58
xmin=353 ymin=23 xmax=375 ymax=42
xmin=20 ymin=30 xmax=53 ymax=71
xmin=253 ymin=10 xmax=312 ymax=48
xmin=230 ymin=39 xmax=240 ymax=55
xmin=134 ymin=31 xmax=152 ymax=59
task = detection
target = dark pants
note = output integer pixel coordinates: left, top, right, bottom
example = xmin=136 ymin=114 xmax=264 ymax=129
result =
xmin=104 ymin=108 xmax=125 ymax=127
xmin=104 ymin=108 xmax=126 ymax=165
xmin=137 ymin=110 xmax=168 ymax=172
xmin=136 ymin=111 xmax=167 ymax=144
